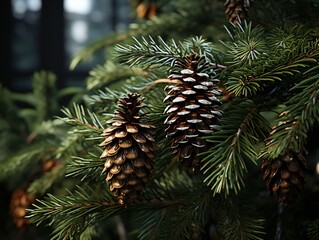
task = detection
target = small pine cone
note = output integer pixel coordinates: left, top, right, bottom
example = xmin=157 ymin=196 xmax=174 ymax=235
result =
xmin=42 ymin=159 xmax=60 ymax=172
xmin=100 ymin=93 xmax=158 ymax=205
xmin=261 ymin=151 xmax=307 ymax=205
xmin=10 ymin=186 xmax=35 ymax=228
xmin=136 ymin=1 xmax=157 ymax=19
xmin=224 ymin=0 xmax=254 ymax=24
xmin=164 ymin=55 xmax=222 ymax=170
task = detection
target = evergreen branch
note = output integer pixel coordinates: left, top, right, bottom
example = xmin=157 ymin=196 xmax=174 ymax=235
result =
xmin=66 ymin=153 xmax=104 ymax=182
xmin=227 ymin=38 xmax=267 ymax=66
xmin=218 ymin=203 xmax=265 ymax=240
xmin=224 ymin=27 xmax=319 ymax=97
xmin=115 ymin=36 xmax=220 ymax=68
xmin=59 ymin=103 xmax=104 ymax=133
xmin=55 ymin=133 xmax=85 ymax=159
xmin=263 ymin=68 xmax=319 ymax=158
xmin=201 ymin=100 xmax=270 ymax=195
xmin=32 ymin=71 xmax=59 ymax=122
xmin=70 ymin=4 xmax=222 ymax=71
xmin=86 ymin=61 xmax=148 ymax=90
xmin=70 ymin=33 xmax=131 ymax=70
xmin=26 ymin=119 xmax=67 ymax=143
xmin=226 ymin=56 xmax=317 ymax=97
xmin=115 ymin=36 xmax=185 ymax=67
xmin=139 ymin=175 xmax=212 ymax=240
xmin=268 ymin=24 xmax=313 ymax=54
xmin=79 ymin=225 xmax=98 ymax=240
xmin=83 ymin=88 xmax=122 ymax=111
xmin=141 ymin=78 xmax=181 ymax=93
xmin=307 ymin=219 xmax=319 ymax=240
xmin=28 ymin=164 xmax=65 ymax=196
xmin=0 ymin=144 xmax=55 ymax=181
xmin=28 ymin=186 xmax=122 ymax=240
xmin=224 ymin=21 xmax=267 ymax=67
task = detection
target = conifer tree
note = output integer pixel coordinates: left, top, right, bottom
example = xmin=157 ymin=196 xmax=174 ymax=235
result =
xmin=1 ymin=0 xmax=319 ymax=239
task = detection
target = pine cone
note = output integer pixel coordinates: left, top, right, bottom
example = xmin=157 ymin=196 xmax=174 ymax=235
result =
xmin=164 ymin=55 xmax=222 ymax=171
xmin=42 ymin=159 xmax=60 ymax=172
xmin=224 ymin=0 xmax=254 ymax=24
xmin=100 ymin=93 xmax=158 ymax=205
xmin=10 ymin=186 xmax=35 ymax=228
xmin=261 ymin=151 xmax=307 ymax=205
xmin=136 ymin=1 xmax=157 ymax=19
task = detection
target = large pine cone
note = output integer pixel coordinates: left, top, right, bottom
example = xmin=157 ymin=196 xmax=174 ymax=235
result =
xmin=100 ymin=93 xmax=158 ymax=205
xmin=224 ymin=0 xmax=254 ymax=24
xmin=261 ymin=151 xmax=307 ymax=205
xmin=164 ymin=55 xmax=222 ymax=171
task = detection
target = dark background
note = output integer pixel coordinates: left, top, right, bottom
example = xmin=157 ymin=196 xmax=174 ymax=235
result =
xmin=1 ymin=0 xmax=131 ymax=92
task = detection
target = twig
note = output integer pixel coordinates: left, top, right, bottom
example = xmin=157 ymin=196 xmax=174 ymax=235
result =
xmin=209 ymin=63 xmax=227 ymax=69
xmin=274 ymin=202 xmax=284 ymax=240
xmin=115 ymin=216 xmax=127 ymax=240
xmin=141 ymin=79 xmax=181 ymax=92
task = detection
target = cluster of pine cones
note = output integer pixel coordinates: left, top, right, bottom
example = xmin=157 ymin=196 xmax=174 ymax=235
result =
xmin=100 ymin=53 xmax=309 ymax=206
xmin=100 ymin=55 xmax=223 ymax=204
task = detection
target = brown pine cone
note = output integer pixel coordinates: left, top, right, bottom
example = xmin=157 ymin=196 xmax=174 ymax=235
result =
xmin=261 ymin=151 xmax=307 ymax=205
xmin=100 ymin=93 xmax=158 ymax=205
xmin=224 ymin=0 xmax=254 ymax=24
xmin=164 ymin=54 xmax=222 ymax=171
xmin=10 ymin=186 xmax=35 ymax=228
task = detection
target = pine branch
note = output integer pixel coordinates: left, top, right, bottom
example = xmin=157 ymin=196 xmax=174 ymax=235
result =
xmin=26 ymin=119 xmax=66 ymax=143
xmin=223 ymin=21 xmax=267 ymax=67
xmin=138 ymin=171 xmax=212 ymax=240
xmin=115 ymin=36 xmax=220 ymax=68
xmin=262 ymin=66 xmax=319 ymax=158
xmin=28 ymin=164 xmax=65 ymax=195
xmin=224 ymin=23 xmax=319 ymax=97
xmin=32 ymin=71 xmax=59 ymax=122
xmin=68 ymin=1 xmax=223 ymax=71
xmin=267 ymin=24 xmax=312 ymax=52
xmin=115 ymin=36 xmax=185 ymax=67
xmin=83 ymin=88 xmax=122 ymax=112
xmin=70 ymin=33 xmax=132 ymax=70
xmin=59 ymin=103 xmax=105 ymax=133
xmin=307 ymin=219 xmax=319 ymax=240
xmin=28 ymin=186 xmax=123 ymax=240
xmin=55 ymin=133 xmax=85 ymax=159
xmin=79 ymin=225 xmax=98 ymax=240
xmin=218 ymin=203 xmax=265 ymax=240
xmin=86 ymin=61 xmax=148 ymax=90
xmin=66 ymin=153 xmax=104 ymax=182
xmin=201 ymin=100 xmax=271 ymax=195
xmin=0 ymin=144 xmax=55 ymax=181
xmin=225 ymin=56 xmax=317 ymax=97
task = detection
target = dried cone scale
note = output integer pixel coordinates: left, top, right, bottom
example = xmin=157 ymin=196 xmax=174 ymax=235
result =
xmin=164 ymin=54 xmax=222 ymax=170
xmin=261 ymin=151 xmax=307 ymax=205
xmin=224 ymin=0 xmax=254 ymax=24
xmin=100 ymin=93 xmax=158 ymax=205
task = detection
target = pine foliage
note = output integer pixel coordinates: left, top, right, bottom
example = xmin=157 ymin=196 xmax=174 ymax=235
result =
xmin=2 ymin=0 xmax=319 ymax=239
xmin=202 ymin=99 xmax=270 ymax=195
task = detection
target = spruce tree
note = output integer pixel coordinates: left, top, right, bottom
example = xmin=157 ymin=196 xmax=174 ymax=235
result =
xmin=1 ymin=0 xmax=319 ymax=239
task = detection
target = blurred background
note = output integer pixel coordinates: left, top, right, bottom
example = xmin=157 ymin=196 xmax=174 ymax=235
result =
xmin=1 ymin=1 xmax=132 ymax=238
xmin=1 ymin=0 xmax=131 ymax=92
